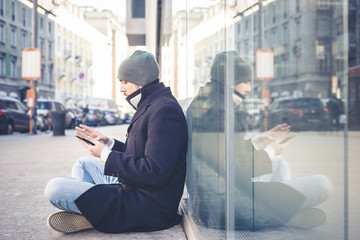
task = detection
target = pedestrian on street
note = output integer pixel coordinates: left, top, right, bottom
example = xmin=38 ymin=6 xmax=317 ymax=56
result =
xmin=44 ymin=50 xmax=188 ymax=234
xmin=326 ymin=95 xmax=344 ymax=131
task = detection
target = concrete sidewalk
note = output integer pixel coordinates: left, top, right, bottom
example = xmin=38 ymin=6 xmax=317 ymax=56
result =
xmin=0 ymin=125 xmax=187 ymax=240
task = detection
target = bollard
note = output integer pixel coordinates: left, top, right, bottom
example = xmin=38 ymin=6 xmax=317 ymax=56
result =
xmin=51 ymin=111 xmax=65 ymax=136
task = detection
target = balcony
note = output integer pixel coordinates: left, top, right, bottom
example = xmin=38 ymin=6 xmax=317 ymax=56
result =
xmin=73 ymin=55 xmax=82 ymax=63
xmin=57 ymin=71 xmax=66 ymax=78
xmin=63 ymin=50 xmax=71 ymax=60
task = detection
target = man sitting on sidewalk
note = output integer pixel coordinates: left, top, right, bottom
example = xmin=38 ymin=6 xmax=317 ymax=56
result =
xmin=44 ymin=50 xmax=188 ymax=233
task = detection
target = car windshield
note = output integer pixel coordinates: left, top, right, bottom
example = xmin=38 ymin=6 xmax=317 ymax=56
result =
xmin=37 ymin=101 xmax=50 ymax=110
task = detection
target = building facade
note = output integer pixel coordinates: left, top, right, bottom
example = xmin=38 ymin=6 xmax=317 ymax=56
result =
xmin=0 ymin=0 xmax=55 ymax=101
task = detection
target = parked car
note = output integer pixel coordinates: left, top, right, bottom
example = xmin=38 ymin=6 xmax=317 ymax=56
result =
xmin=263 ymin=97 xmax=329 ymax=131
xmin=84 ymin=108 xmax=107 ymax=126
xmin=25 ymin=99 xmax=76 ymax=131
xmin=0 ymin=97 xmax=30 ymax=134
xmin=103 ymin=110 xmax=121 ymax=125
xmin=120 ymin=112 xmax=134 ymax=124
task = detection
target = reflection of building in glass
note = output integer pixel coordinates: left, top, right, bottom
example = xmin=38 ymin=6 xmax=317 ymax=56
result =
xmin=234 ymin=0 xmax=338 ymax=100
xmin=347 ymin=0 xmax=360 ymax=129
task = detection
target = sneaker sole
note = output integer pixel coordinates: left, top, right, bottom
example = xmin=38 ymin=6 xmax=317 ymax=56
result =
xmin=287 ymin=207 xmax=327 ymax=229
xmin=47 ymin=211 xmax=93 ymax=233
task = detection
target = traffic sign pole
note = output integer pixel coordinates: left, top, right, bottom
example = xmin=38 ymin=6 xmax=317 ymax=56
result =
xmin=22 ymin=48 xmax=41 ymax=134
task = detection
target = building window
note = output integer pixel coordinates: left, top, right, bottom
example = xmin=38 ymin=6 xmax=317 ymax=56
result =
xmin=271 ymin=28 xmax=277 ymax=48
xmin=11 ymin=1 xmax=15 ymax=21
xmin=245 ymin=18 xmax=249 ymax=34
xmin=317 ymin=18 xmax=330 ymax=37
xmin=48 ymin=42 xmax=52 ymax=59
xmin=48 ymin=22 xmax=52 ymax=34
xmin=253 ymin=13 xmax=257 ymax=33
xmin=296 ymin=0 xmax=300 ymax=13
xmin=237 ymin=23 xmax=241 ymax=37
xmin=272 ymin=4 xmax=276 ymax=23
xmin=40 ymin=17 xmax=44 ymax=32
xmin=244 ymin=39 xmax=250 ymax=60
xmin=21 ymin=32 xmax=26 ymax=49
xmin=22 ymin=8 xmax=26 ymax=26
xmin=0 ymin=55 xmax=4 ymax=76
xmin=49 ymin=65 xmax=53 ymax=84
xmin=296 ymin=19 xmax=301 ymax=39
xmin=236 ymin=42 xmax=241 ymax=53
xmin=11 ymin=28 xmax=16 ymax=46
xmin=283 ymin=0 xmax=289 ymax=18
xmin=264 ymin=30 xmax=268 ymax=48
xmin=10 ymin=58 xmax=16 ymax=78
xmin=40 ymin=39 xmax=44 ymax=55
xmin=283 ymin=23 xmax=289 ymax=44
xmin=132 ymin=0 xmax=145 ymax=18
xmin=0 ymin=0 xmax=4 ymax=16
xmin=41 ymin=65 xmax=44 ymax=82
xmin=0 ymin=23 xmax=4 ymax=43
xmin=275 ymin=56 xmax=282 ymax=78
xmin=295 ymin=56 xmax=300 ymax=74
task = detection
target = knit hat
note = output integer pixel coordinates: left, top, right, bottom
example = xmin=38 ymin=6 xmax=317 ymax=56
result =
xmin=117 ymin=50 xmax=160 ymax=86
xmin=210 ymin=51 xmax=252 ymax=85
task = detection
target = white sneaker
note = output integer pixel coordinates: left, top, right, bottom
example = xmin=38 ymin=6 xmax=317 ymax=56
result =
xmin=47 ymin=211 xmax=93 ymax=233
xmin=287 ymin=207 xmax=327 ymax=229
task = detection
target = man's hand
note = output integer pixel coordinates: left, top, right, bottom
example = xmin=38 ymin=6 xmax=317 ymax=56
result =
xmin=253 ymin=123 xmax=291 ymax=150
xmin=75 ymin=124 xmax=108 ymax=158
xmin=75 ymin=124 xmax=109 ymax=144
xmin=77 ymin=134 xmax=106 ymax=158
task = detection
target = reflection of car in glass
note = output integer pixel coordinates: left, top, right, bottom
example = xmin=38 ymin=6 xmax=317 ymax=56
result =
xmin=84 ymin=109 xmax=107 ymax=126
xmin=103 ymin=110 xmax=121 ymax=125
xmin=0 ymin=97 xmax=30 ymax=134
xmin=264 ymin=97 xmax=329 ymax=131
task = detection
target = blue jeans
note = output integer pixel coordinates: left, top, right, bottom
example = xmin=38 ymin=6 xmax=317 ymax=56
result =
xmin=44 ymin=157 xmax=119 ymax=214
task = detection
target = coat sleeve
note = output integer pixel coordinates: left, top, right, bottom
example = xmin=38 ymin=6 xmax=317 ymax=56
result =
xmin=104 ymin=103 xmax=187 ymax=187
xmin=112 ymin=139 xmax=125 ymax=152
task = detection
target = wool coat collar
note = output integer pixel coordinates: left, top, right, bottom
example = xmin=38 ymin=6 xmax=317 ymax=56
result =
xmin=127 ymin=82 xmax=171 ymax=132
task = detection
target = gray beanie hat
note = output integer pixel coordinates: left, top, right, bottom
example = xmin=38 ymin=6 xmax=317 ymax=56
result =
xmin=210 ymin=51 xmax=252 ymax=85
xmin=117 ymin=50 xmax=159 ymax=86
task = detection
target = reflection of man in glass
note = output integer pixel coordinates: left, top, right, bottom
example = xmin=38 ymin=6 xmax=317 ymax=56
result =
xmin=187 ymin=51 xmax=332 ymax=230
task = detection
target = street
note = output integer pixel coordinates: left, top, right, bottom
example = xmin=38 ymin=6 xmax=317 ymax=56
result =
xmin=0 ymin=126 xmax=359 ymax=240
xmin=0 ymin=125 xmax=186 ymax=240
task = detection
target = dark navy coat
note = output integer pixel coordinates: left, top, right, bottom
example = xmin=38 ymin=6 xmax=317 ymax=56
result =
xmin=75 ymin=82 xmax=188 ymax=233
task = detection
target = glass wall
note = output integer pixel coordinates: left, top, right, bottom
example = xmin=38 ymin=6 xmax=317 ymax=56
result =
xmin=162 ymin=0 xmax=359 ymax=239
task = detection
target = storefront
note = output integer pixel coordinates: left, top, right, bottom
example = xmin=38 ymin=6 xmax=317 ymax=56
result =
xmin=161 ymin=0 xmax=359 ymax=239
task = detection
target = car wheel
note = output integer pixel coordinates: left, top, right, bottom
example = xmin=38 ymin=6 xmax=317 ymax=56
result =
xmin=7 ymin=122 xmax=14 ymax=135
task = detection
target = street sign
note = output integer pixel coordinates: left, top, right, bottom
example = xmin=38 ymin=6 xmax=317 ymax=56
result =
xmin=22 ymin=48 xmax=41 ymax=81
xmin=79 ymin=72 xmax=85 ymax=79
xmin=256 ymin=49 xmax=274 ymax=80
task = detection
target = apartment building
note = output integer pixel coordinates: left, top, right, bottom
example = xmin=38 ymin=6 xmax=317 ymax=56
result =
xmin=0 ymin=0 xmax=55 ymax=101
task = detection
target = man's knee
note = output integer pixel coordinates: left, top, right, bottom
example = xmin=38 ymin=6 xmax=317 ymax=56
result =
xmin=313 ymin=175 xmax=332 ymax=199
xmin=44 ymin=177 xmax=65 ymax=201
xmin=72 ymin=156 xmax=96 ymax=169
